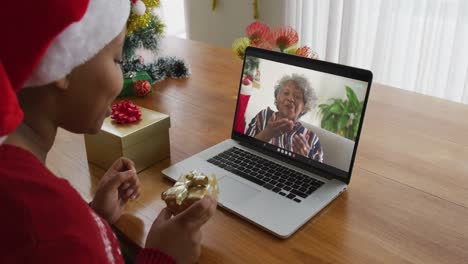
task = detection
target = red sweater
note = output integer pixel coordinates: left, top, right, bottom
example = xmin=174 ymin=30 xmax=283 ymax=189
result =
xmin=0 ymin=144 xmax=175 ymax=264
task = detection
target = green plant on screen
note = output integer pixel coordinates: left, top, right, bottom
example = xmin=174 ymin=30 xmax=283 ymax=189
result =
xmin=318 ymin=86 xmax=363 ymax=140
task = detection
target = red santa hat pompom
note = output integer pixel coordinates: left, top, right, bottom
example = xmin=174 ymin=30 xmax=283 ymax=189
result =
xmin=0 ymin=0 xmax=130 ymax=140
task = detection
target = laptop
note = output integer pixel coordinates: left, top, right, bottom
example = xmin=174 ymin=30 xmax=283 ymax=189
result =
xmin=162 ymin=46 xmax=373 ymax=238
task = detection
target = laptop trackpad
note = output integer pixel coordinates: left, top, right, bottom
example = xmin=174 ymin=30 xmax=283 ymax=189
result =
xmin=218 ymin=177 xmax=260 ymax=204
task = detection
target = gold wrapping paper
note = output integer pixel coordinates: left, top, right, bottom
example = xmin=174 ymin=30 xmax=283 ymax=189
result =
xmin=162 ymin=170 xmax=219 ymax=215
xmin=84 ymin=107 xmax=170 ymax=173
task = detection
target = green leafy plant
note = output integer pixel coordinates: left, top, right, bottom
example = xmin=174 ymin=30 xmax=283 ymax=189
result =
xmin=318 ymin=86 xmax=364 ymax=140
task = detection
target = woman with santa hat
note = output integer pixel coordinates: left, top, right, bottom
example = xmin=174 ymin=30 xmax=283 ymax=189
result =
xmin=0 ymin=1 xmax=217 ymax=263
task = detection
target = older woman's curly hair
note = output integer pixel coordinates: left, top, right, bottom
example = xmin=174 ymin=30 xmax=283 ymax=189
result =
xmin=274 ymin=74 xmax=317 ymax=116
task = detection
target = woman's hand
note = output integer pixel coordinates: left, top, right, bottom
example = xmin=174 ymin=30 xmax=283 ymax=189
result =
xmin=255 ymin=112 xmax=294 ymax=141
xmin=145 ymin=196 xmax=217 ymax=264
xmin=293 ymin=134 xmax=311 ymax=157
xmin=90 ymin=157 xmax=141 ymax=224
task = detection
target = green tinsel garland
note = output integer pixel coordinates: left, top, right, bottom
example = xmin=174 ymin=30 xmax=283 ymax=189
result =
xmin=122 ymin=0 xmax=190 ymax=88
xmin=123 ymin=17 xmax=165 ymax=61
xmin=122 ymin=57 xmax=191 ymax=84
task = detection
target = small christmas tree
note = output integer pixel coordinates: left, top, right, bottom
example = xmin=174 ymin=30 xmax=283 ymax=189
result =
xmin=122 ymin=0 xmax=190 ymax=91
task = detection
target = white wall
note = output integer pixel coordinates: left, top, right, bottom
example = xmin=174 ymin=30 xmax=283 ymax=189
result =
xmin=184 ymin=0 xmax=284 ymax=48
xmin=243 ymin=58 xmax=368 ymax=129
xmin=160 ymin=0 xmax=187 ymax=38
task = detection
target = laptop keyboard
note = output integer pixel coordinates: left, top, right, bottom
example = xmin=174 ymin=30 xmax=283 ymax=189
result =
xmin=207 ymin=147 xmax=324 ymax=203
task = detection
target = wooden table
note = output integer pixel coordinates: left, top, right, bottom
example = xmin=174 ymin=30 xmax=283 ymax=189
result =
xmin=48 ymin=37 xmax=468 ymax=264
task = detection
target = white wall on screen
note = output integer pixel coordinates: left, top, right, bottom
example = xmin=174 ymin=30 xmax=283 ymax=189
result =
xmin=243 ymin=58 xmax=368 ymax=130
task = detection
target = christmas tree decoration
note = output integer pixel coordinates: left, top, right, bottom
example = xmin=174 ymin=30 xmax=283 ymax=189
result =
xmin=243 ymin=56 xmax=260 ymax=88
xmin=122 ymin=0 xmax=190 ymax=96
xmin=244 ymin=56 xmax=260 ymax=77
xmin=119 ymin=71 xmax=152 ymax=97
xmin=131 ymin=0 xmax=146 ymax=15
xmin=134 ymin=80 xmax=152 ymax=97
xmin=127 ymin=0 xmax=160 ymax=34
xmin=123 ymin=18 xmax=164 ymax=60
xmin=111 ymin=100 xmax=142 ymax=124
xmin=235 ymin=55 xmax=260 ymax=133
xmin=122 ymin=57 xmax=190 ymax=84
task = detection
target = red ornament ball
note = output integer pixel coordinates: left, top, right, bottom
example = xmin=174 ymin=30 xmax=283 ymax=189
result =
xmin=111 ymin=100 xmax=142 ymax=124
xmin=134 ymin=80 xmax=151 ymax=97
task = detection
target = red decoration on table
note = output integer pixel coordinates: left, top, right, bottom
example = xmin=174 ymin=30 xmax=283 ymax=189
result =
xmin=111 ymin=100 xmax=142 ymax=124
xmin=134 ymin=80 xmax=151 ymax=97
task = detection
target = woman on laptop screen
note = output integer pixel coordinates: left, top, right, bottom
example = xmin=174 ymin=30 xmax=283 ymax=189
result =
xmin=245 ymin=74 xmax=323 ymax=162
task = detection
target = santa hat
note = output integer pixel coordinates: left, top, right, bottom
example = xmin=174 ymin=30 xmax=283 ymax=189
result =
xmin=0 ymin=0 xmax=130 ymax=139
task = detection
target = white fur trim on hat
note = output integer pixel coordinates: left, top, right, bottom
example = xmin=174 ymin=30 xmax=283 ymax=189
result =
xmin=24 ymin=0 xmax=130 ymax=87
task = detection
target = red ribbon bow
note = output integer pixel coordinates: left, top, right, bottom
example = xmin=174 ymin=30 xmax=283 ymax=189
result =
xmin=111 ymin=100 xmax=142 ymax=124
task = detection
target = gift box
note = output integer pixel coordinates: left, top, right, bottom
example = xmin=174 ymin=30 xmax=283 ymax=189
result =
xmin=118 ymin=71 xmax=152 ymax=97
xmin=162 ymin=170 xmax=219 ymax=215
xmin=84 ymin=106 xmax=170 ymax=172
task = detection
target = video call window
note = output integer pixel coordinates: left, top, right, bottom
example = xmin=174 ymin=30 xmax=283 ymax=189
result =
xmin=234 ymin=56 xmax=368 ymax=173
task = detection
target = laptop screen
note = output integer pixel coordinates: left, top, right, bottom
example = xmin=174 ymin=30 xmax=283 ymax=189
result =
xmin=232 ymin=47 xmax=372 ymax=181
